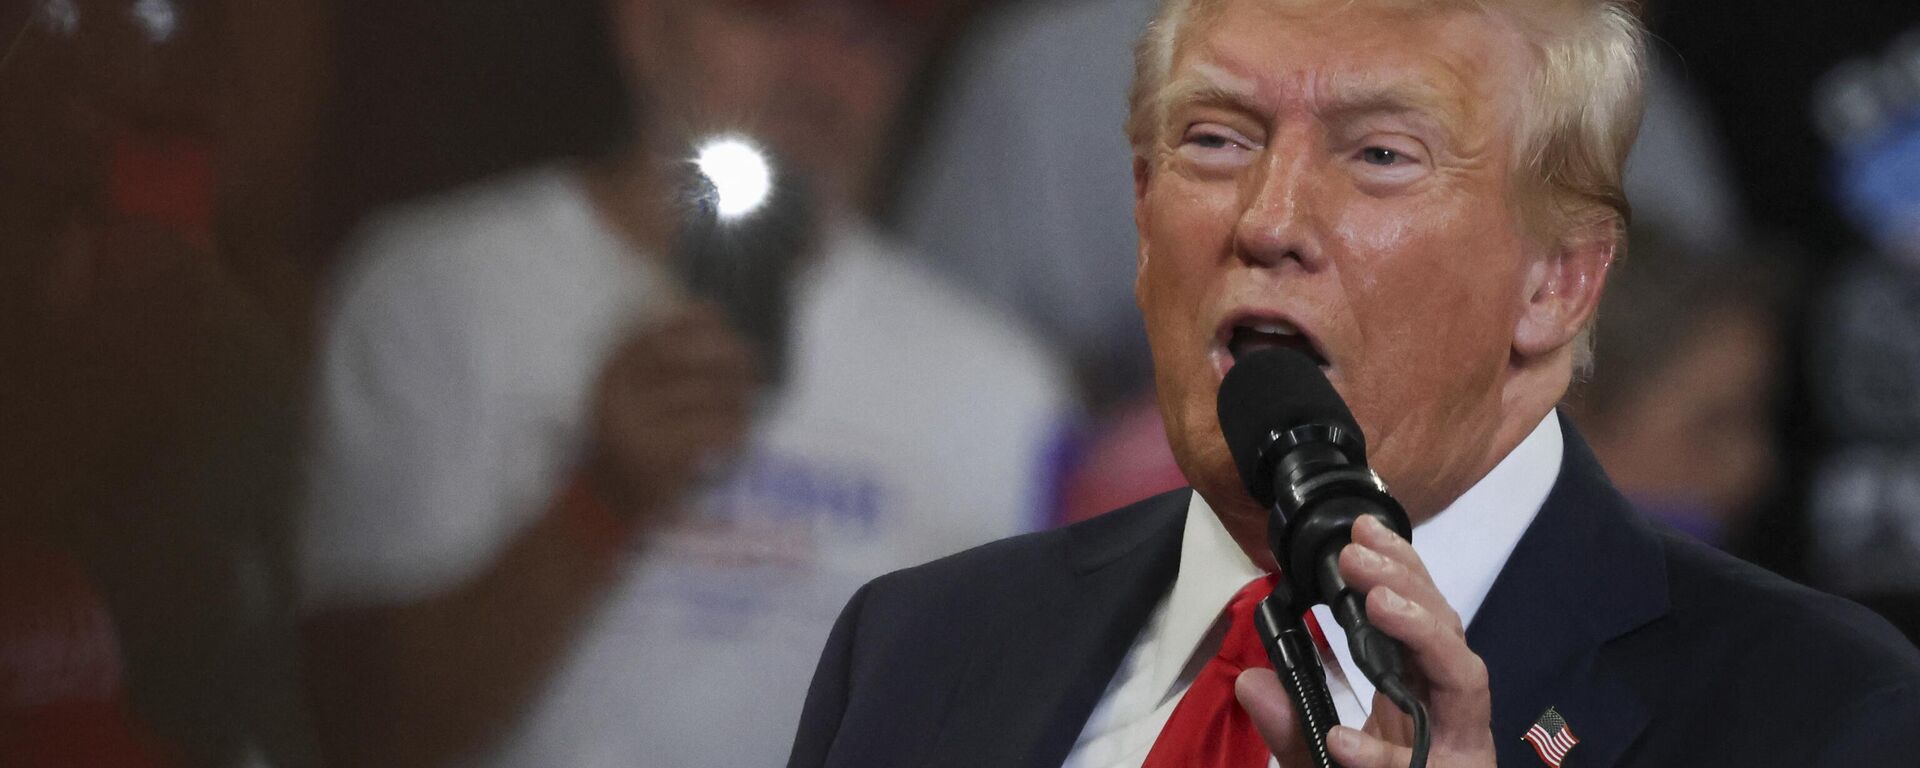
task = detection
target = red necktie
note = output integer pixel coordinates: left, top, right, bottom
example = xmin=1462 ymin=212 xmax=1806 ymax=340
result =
xmin=1142 ymin=574 xmax=1280 ymax=768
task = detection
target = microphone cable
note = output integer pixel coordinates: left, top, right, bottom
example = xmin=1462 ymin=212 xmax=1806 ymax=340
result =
xmin=1379 ymin=677 xmax=1431 ymax=768
xmin=1254 ymin=585 xmax=1431 ymax=768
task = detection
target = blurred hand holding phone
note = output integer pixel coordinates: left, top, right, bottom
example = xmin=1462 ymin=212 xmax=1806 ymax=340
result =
xmin=583 ymin=134 xmax=814 ymax=523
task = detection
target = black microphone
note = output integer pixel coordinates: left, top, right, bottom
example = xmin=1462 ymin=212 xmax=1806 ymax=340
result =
xmin=1218 ymin=347 xmax=1428 ymax=767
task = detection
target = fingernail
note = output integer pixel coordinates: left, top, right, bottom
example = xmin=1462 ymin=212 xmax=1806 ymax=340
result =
xmin=1379 ymin=586 xmax=1409 ymax=612
xmin=1330 ymin=726 xmax=1358 ymax=751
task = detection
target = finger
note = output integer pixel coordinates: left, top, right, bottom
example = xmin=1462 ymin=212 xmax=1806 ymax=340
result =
xmin=602 ymin=345 xmax=757 ymax=408
xmin=602 ymin=401 xmax=753 ymax=448
xmin=637 ymin=329 xmax=757 ymax=378
xmin=1233 ymin=669 xmax=1314 ymax=766
xmin=1341 ymin=516 xmax=1461 ymax=633
xmin=646 ymin=411 xmax=754 ymax=450
xmin=616 ymin=376 xmax=756 ymax=415
xmin=1337 ymin=541 xmax=1455 ymax=635
xmin=1326 ymin=724 xmax=1413 ymax=768
xmin=1352 ymin=514 xmax=1432 ymax=584
xmin=597 ymin=389 xmax=753 ymax=443
xmin=695 ymin=412 xmax=754 ymax=450
xmin=653 ymin=302 xmax=731 ymax=334
xmin=1366 ymin=585 xmax=1490 ymax=733
xmin=610 ymin=306 xmax=755 ymax=367
xmin=680 ymin=422 xmax=753 ymax=481
xmin=603 ymin=310 xmax=725 ymax=370
xmin=612 ymin=422 xmax=750 ymax=493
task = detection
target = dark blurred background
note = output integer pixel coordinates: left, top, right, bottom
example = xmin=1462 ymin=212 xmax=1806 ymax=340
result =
xmin=4 ymin=0 xmax=1920 ymax=766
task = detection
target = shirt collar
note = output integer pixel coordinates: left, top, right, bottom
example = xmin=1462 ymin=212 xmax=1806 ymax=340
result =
xmin=1413 ymin=410 xmax=1563 ymax=628
xmin=1156 ymin=410 xmax=1563 ymax=703
xmin=1149 ymin=489 xmax=1268 ymax=701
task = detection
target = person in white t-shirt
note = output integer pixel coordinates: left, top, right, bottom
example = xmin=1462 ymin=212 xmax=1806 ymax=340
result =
xmin=298 ymin=2 xmax=1076 ymax=767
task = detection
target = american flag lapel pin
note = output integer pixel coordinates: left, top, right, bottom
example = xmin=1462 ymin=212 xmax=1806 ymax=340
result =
xmin=1522 ymin=706 xmax=1580 ymax=766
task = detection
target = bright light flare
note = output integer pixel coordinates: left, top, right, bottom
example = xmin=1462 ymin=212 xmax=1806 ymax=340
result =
xmin=693 ymin=136 xmax=773 ymax=220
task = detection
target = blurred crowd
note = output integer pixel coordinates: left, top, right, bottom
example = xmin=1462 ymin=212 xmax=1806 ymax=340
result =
xmin=4 ymin=0 xmax=1920 ymax=766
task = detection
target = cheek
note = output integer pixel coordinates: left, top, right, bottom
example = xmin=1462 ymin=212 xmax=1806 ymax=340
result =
xmin=1138 ymin=176 xmax=1239 ymax=336
xmin=1138 ymin=177 xmax=1242 ymax=469
xmin=1330 ymin=204 xmax=1524 ymax=450
xmin=1340 ymin=206 xmax=1519 ymax=357
xmin=1143 ymin=175 xmax=1240 ymax=266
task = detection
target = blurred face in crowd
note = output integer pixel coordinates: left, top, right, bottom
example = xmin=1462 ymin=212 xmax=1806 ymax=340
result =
xmin=1134 ymin=0 xmax=1601 ymax=534
xmin=1584 ymin=302 xmax=1780 ymax=523
xmin=612 ymin=0 xmax=920 ymax=208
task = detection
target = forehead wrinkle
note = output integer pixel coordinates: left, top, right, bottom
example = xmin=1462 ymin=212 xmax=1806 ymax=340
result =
xmin=1171 ymin=0 xmax=1520 ymax=143
xmin=1160 ymin=62 xmax=1484 ymax=161
xmin=1158 ymin=63 xmax=1266 ymax=121
xmin=1171 ymin=27 xmax=1476 ymax=117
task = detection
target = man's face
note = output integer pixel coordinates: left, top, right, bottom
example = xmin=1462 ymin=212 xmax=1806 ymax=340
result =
xmin=1135 ymin=0 xmax=1546 ymax=522
xmin=619 ymin=0 xmax=918 ymax=208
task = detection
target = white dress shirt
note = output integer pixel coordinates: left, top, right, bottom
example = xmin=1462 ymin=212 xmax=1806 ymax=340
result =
xmin=1061 ymin=412 xmax=1564 ymax=768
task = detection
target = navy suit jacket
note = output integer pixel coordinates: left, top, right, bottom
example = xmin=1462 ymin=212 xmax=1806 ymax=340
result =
xmin=789 ymin=419 xmax=1920 ymax=766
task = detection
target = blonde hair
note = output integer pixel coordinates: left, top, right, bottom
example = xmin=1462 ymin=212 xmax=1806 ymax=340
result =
xmin=1126 ymin=0 xmax=1647 ymax=371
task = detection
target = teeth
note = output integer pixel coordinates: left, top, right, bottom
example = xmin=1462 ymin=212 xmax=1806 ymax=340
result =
xmin=1245 ymin=319 xmax=1298 ymax=336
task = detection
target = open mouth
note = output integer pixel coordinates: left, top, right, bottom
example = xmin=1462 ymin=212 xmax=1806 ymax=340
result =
xmin=1222 ymin=317 xmax=1328 ymax=368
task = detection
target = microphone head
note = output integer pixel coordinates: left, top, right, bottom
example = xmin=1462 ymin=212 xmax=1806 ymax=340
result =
xmin=1216 ymin=348 xmax=1364 ymax=498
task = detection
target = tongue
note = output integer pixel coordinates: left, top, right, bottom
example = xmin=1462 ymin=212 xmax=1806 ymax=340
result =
xmin=1229 ymin=327 xmax=1318 ymax=364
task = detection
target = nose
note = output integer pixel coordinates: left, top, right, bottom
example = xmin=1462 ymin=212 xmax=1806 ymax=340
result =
xmin=1232 ymin=130 xmax=1325 ymax=271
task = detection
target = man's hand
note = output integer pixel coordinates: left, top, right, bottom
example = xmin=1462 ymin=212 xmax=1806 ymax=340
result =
xmin=1235 ymin=514 xmax=1498 ymax=767
xmin=585 ymin=303 xmax=757 ymax=523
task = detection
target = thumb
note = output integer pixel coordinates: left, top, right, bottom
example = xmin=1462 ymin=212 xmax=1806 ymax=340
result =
xmin=1234 ymin=668 xmax=1315 ymax=765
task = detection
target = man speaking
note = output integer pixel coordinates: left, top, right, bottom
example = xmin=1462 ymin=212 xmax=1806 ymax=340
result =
xmin=789 ymin=0 xmax=1920 ymax=765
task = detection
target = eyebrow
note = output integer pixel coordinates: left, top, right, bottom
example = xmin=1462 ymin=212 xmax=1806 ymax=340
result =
xmin=1159 ymin=67 xmax=1463 ymax=144
xmin=1158 ymin=67 xmax=1267 ymax=122
xmin=1319 ymin=78 xmax=1461 ymax=129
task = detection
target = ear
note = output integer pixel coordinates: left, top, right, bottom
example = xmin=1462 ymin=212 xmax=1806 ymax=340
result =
xmin=1512 ymin=218 xmax=1617 ymax=361
xmin=1133 ymin=153 xmax=1155 ymax=309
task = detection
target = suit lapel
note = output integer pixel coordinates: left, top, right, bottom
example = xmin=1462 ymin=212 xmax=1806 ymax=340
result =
xmin=918 ymin=417 xmax=1667 ymax=767
xmin=923 ymin=489 xmax=1189 ymax=768
xmin=1467 ymin=414 xmax=1669 ymax=767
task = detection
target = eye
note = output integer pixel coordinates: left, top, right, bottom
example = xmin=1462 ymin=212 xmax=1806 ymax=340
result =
xmin=1189 ymin=133 xmax=1236 ymax=149
xmin=1345 ymin=138 xmax=1429 ymax=192
xmin=1182 ymin=123 xmax=1254 ymax=151
xmin=1177 ymin=123 xmax=1259 ymax=172
xmin=1360 ymin=147 xmax=1403 ymax=166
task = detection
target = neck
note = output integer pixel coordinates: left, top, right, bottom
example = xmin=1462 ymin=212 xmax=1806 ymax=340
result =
xmin=1201 ymin=477 xmax=1278 ymax=572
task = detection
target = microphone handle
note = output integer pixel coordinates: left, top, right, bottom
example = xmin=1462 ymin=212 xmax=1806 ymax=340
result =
xmin=1256 ymin=595 xmax=1344 ymax=768
xmin=1316 ymin=553 xmax=1410 ymax=690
